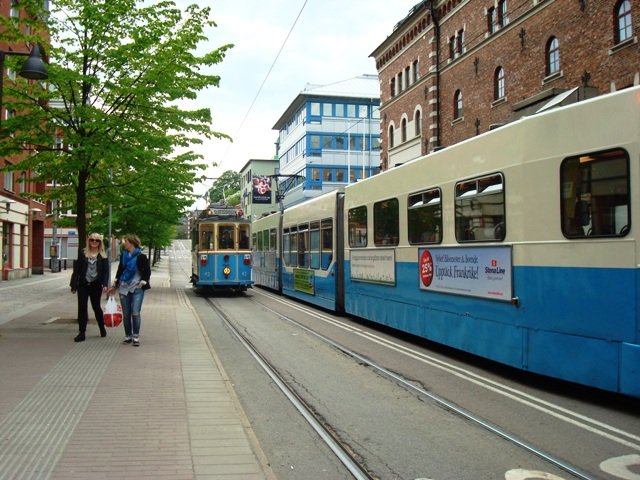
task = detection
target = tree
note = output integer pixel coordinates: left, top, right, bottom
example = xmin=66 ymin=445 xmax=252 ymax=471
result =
xmin=208 ymin=170 xmax=240 ymax=204
xmin=0 ymin=0 xmax=232 ymax=252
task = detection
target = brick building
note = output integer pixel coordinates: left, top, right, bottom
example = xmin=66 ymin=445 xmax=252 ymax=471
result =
xmin=1 ymin=1 xmax=49 ymax=279
xmin=371 ymin=0 xmax=640 ymax=169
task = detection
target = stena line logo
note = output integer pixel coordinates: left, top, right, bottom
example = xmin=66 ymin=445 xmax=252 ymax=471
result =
xmin=420 ymin=250 xmax=434 ymax=287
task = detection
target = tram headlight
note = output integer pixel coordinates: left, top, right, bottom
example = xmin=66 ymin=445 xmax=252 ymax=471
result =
xmin=223 ymin=266 xmax=231 ymax=277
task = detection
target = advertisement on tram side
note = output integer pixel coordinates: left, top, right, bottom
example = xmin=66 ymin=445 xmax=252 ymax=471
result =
xmin=350 ymin=248 xmax=396 ymax=285
xmin=419 ymin=246 xmax=512 ymax=301
xmin=293 ymin=268 xmax=315 ymax=294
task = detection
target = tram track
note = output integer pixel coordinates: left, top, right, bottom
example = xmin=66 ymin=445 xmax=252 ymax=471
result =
xmin=169 ymin=241 xmax=638 ymax=479
xmin=202 ymin=290 xmax=597 ymax=480
xmin=202 ymin=295 xmax=375 ymax=480
xmin=252 ymin=289 xmax=640 ymax=454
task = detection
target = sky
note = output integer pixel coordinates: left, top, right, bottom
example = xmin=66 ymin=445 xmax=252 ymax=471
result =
xmin=174 ymin=0 xmax=421 ymax=208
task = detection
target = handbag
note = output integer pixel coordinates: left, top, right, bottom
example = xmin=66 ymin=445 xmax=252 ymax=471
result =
xmin=103 ymin=295 xmax=123 ymax=328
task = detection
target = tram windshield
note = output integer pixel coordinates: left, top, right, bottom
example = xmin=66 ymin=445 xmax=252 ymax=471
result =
xmin=218 ymin=226 xmax=234 ymax=249
xmin=196 ymin=223 xmax=251 ymax=251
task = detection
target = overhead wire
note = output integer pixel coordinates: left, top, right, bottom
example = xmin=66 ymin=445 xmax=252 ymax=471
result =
xmin=216 ymin=0 xmax=310 ymax=172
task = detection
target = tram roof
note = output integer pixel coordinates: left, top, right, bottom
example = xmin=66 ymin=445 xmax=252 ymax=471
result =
xmin=197 ymin=204 xmax=247 ymax=221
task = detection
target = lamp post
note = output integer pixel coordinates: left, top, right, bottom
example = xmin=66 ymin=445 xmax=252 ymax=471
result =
xmin=0 ymin=45 xmax=48 ymax=274
xmin=0 ymin=44 xmax=48 ymax=127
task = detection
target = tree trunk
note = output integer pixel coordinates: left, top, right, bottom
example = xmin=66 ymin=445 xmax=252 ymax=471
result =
xmin=75 ymin=168 xmax=89 ymax=254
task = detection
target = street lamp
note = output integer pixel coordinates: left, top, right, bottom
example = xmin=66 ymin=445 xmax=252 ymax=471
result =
xmin=0 ymin=44 xmax=48 ymax=127
xmin=3 ymin=199 xmax=15 ymax=212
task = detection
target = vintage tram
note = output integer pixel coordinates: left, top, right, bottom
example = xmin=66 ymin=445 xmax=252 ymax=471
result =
xmin=191 ymin=204 xmax=253 ymax=292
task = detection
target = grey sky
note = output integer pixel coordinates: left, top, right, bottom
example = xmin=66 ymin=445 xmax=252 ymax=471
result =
xmin=176 ymin=0 xmax=419 ymax=204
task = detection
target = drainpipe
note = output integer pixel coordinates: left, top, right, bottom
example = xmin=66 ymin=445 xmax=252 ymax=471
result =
xmin=427 ymin=1 xmax=441 ymax=150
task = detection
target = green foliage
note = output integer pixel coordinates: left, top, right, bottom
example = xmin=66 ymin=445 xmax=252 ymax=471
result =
xmin=208 ymin=170 xmax=240 ymax=203
xmin=0 ymin=0 xmax=233 ymax=252
xmin=224 ymin=190 xmax=241 ymax=207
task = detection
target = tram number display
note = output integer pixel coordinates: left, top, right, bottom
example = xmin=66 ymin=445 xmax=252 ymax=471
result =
xmin=419 ymin=246 xmax=512 ymax=301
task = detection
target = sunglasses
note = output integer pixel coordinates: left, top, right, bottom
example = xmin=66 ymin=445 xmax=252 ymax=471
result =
xmin=89 ymin=239 xmax=101 ymax=243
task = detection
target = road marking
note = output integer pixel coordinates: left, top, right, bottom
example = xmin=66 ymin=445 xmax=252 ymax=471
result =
xmin=505 ymin=470 xmax=565 ymax=479
xmin=600 ymin=455 xmax=640 ymax=480
xmin=254 ymin=289 xmax=640 ymax=453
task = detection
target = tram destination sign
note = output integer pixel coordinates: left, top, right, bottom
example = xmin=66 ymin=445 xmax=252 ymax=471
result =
xmin=207 ymin=207 xmax=239 ymax=217
xmin=419 ymin=246 xmax=512 ymax=301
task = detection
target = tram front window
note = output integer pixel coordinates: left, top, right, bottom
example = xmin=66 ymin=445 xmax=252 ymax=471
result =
xmin=239 ymin=227 xmax=250 ymax=249
xmin=201 ymin=227 xmax=214 ymax=249
xmin=219 ymin=227 xmax=234 ymax=249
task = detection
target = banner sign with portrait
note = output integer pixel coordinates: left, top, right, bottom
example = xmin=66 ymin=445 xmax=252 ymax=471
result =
xmin=252 ymin=175 xmax=272 ymax=204
xmin=418 ymin=246 xmax=512 ymax=301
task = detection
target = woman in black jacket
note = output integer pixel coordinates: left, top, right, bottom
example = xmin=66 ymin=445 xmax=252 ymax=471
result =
xmin=70 ymin=233 xmax=110 ymax=342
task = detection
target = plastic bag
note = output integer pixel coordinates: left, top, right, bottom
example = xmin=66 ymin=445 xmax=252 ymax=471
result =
xmin=103 ymin=295 xmax=123 ymax=328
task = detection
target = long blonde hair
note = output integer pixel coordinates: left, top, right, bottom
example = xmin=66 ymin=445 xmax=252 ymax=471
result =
xmin=84 ymin=233 xmax=107 ymax=258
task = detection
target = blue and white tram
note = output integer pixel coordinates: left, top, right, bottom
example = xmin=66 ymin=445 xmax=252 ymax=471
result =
xmin=280 ymin=189 xmax=345 ymax=311
xmin=191 ymin=204 xmax=253 ymax=292
xmin=251 ymin=211 xmax=281 ymax=292
xmin=253 ymin=189 xmax=345 ymax=310
xmin=253 ymin=86 xmax=640 ymax=397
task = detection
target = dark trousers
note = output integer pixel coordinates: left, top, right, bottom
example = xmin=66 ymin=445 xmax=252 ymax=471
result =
xmin=77 ymin=281 xmax=105 ymax=334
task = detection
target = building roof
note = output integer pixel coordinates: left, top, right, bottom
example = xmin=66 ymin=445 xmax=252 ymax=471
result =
xmin=369 ymin=1 xmax=429 ymax=57
xmin=239 ymin=158 xmax=279 ymax=173
xmin=273 ymin=74 xmax=380 ymax=129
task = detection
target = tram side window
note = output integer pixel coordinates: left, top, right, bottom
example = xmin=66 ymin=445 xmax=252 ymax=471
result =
xmin=191 ymin=227 xmax=198 ymax=250
xmin=455 ymin=173 xmax=505 ymax=242
xmin=374 ymin=198 xmax=399 ymax=246
xmin=256 ymin=230 xmax=264 ymax=251
xmin=200 ymin=226 xmax=214 ymax=249
xmin=283 ymin=228 xmax=291 ymax=266
xmin=298 ymin=223 xmax=309 ymax=267
xmin=309 ymin=221 xmax=321 ymax=269
xmin=321 ymin=218 xmax=333 ymax=269
xmin=239 ymin=226 xmax=250 ymax=249
xmin=269 ymin=228 xmax=277 ymax=251
xmin=290 ymin=226 xmax=298 ymax=267
xmin=218 ymin=226 xmax=234 ymax=249
xmin=561 ymin=149 xmax=630 ymax=238
xmin=252 ymin=233 xmax=257 ymax=251
xmin=262 ymin=230 xmax=269 ymax=250
xmin=408 ymin=188 xmax=442 ymax=244
xmin=348 ymin=206 xmax=367 ymax=247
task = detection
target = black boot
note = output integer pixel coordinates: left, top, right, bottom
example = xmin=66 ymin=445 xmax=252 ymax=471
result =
xmin=74 ymin=332 xmax=85 ymax=342
xmin=99 ymin=324 xmax=107 ymax=337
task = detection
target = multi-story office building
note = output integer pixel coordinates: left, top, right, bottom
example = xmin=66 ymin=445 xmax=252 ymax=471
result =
xmin=371 ymin=0 xmax=640 ymax=169
xmin=273 ymin=74 xmax=381 ymax=207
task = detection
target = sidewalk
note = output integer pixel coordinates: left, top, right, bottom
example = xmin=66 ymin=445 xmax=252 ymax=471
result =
xmin=0 ymin=260 xmax=275 ymax=480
